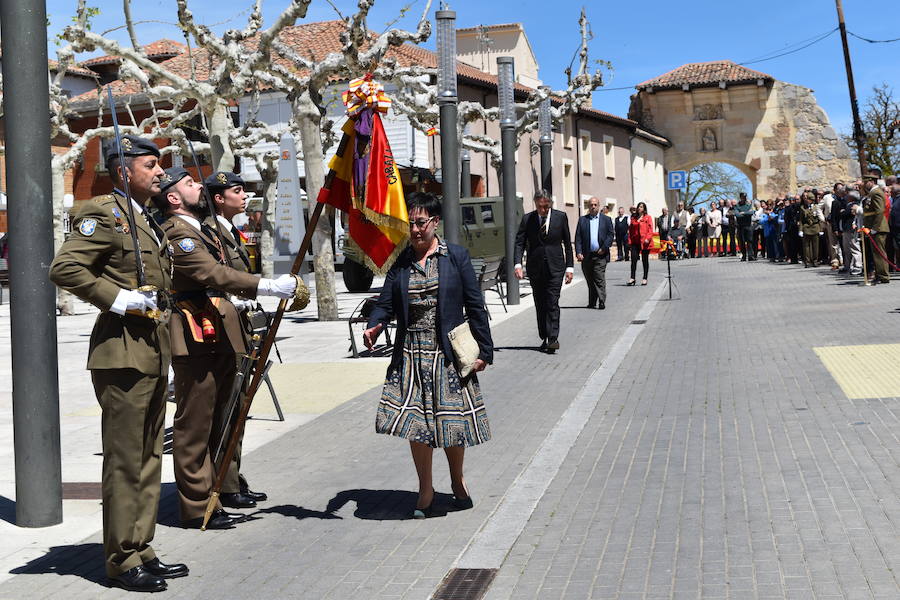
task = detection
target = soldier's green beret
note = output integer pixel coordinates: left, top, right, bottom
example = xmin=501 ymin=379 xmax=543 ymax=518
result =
xmin=103 ymin=135 xmax=161 ymax=164
xmin=204 ymin=171 xmax=245 ymax=192
xmin=158 ymin=167 xmax=191 ymax=194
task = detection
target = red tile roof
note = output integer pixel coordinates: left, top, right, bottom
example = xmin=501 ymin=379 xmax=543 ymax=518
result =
xmin=67 ymin=20 xmax=638 ymax=130
xmin=50 ymin=60 xmax=98 ymax=78
xmin=82 ymin=38 xmax=186 ymax=66
xmin=636 ymin=60 xmax=773 ymax=91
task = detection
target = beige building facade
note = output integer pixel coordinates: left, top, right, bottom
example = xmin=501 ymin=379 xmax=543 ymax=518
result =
xmin=456 ymin=23 xmax=542 ymax=88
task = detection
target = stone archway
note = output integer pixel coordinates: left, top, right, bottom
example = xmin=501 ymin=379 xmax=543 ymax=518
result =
xmin=628 ymin=61 xmax=858 ymax=200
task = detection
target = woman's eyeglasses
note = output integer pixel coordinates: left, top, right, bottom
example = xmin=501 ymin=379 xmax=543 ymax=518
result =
xmin=409 ymin=217 xmax=437 ymax=230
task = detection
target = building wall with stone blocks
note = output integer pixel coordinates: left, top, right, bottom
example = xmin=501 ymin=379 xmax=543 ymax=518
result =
xmin=631 ymin=78 xmax=857 ymax=200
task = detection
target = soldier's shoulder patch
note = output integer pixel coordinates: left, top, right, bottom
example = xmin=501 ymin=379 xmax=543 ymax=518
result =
xmin=178 ymin=238 xmax=195 ymax=252
xmin=78 ymin=218 xmax=98 ymax=236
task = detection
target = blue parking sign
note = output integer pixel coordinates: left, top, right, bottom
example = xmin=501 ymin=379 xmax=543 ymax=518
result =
xmin=667 ymin=170 xmax=686 ymax=190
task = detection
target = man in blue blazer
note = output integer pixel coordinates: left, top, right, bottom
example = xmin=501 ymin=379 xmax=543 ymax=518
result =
xmin=575 ymin=197 xmax=614 ymax=309
xmin=514 ymin=189 xmax=574 ymax=353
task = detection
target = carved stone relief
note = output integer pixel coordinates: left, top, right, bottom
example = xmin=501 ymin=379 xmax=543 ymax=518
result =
xmin=693 ymin=104 xmax=724 ymax=121
xmin=699 ymin=126 xmax=719 ymax=152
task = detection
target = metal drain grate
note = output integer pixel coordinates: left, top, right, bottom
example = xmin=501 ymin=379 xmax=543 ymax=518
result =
xmin=631 ymin=319 xmax=647 ymax=325
xmin=432 ymin=568 xmax=497 ymax=600
xmin=62 ymin=482 xmax=103 ymax=499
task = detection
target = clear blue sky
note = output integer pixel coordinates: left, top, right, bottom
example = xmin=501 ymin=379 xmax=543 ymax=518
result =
xmin=45 ymin=0 xmax=898 ymax=135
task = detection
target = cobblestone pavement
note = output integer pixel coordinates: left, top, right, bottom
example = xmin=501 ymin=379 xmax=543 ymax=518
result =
xmin=2 ymin=257 xmax=900 ymax=599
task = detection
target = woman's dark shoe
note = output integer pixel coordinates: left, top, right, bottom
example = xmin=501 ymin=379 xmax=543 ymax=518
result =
xmin=627 ymin=279 xmax=636 ymax=286
xmin=452 ymin=495 xmax=474 ymax=510
xmin=412 ymin=503 xmax=436 ymax=519
xmin=413 ymin=489 xmax=435 ymax=519
xmin=641 ymin=279 xmax=648 ymax=286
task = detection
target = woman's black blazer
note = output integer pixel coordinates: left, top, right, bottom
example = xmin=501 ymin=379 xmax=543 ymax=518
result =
xmin=367 ymin=243 xmax=494 ymax=373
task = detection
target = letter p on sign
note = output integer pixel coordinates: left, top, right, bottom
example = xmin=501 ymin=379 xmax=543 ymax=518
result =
xmin=667 ymin=170 xmax=686 ymax=190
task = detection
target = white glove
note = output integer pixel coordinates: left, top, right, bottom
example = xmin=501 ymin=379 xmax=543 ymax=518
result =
xmin=798 ymin=231 xmax=804 ymax=237
xmin=257 ymin=274 xmax=297 ymax=299
xmin=231 ymin=297 xmax=254 ymax=312
xmin=818 ymin=231 xmax=824 ymax=236
xmin=114 ymin=289 xmax=158 ymax=315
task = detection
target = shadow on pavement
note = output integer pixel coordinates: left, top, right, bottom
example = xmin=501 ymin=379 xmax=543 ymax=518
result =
xmin=325 ymin=489 xmax=451 ymax=520
xmin=8 ymin=543 xmax=106 ymax=585
xmin=0 ymin=495 xmax=14 ymax=525
xmin=253 ymin=504 xmax=342 ymax=522
xmin=493 ymin=346 xmax=544 ymax=353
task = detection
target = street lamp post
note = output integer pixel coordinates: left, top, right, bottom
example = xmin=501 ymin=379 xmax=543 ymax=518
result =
xmin=538 ymin=86 xmax=553 ymax=194
xmin=460 ymin=148 xmax=472 ymax=198
xmin=497 ymin=56 xmax=519 ymax=305
xmin=436 ymin=9 xmax=460 ymax=244
xmin=0 ymin=0 xmax=63 ymax=527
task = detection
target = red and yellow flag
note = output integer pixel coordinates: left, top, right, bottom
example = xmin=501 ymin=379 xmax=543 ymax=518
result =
xmin=316 ymin=81 xmax=408 ymax=273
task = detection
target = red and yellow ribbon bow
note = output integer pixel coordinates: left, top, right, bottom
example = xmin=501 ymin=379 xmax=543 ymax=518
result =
xmin=342 ymin=73 xmax=391 ymax=118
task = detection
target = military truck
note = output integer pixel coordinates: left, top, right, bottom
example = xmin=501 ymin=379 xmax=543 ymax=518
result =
xmin=341 ymin=194 xmax=525 ymax=292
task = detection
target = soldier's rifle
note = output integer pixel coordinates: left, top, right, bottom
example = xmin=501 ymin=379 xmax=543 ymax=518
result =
xmin=105 ymin=86 xmax=161 ymax=320
xmin=200 ymin=199 xmax=325 ymax=530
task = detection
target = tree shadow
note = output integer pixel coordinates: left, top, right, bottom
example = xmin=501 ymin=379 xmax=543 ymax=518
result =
xmin=324 ymin=488 xmax=451 ymax=520
xmin=8 ymin=543 xmax=107 ymax=586
xmin=252 ymin=504 xmax=343 ymax=521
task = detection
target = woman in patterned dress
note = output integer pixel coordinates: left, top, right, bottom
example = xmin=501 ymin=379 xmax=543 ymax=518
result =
xmin=363 ymin=193 xmax=494 ymax=518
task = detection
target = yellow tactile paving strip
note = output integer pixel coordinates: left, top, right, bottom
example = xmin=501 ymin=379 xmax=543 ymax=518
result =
xmin=251 ymin=360 xmax=389 ymax=416
xmin=65 ymin=360 xmax=390 ymax=418
xmin=814 ymin=344 xmax=900 ymax=399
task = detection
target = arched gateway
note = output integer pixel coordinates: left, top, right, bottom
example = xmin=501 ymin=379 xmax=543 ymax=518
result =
xmin=628 ymin=61 xmax=858 ymax=201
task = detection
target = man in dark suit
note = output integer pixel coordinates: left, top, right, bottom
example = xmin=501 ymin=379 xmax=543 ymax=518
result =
xmin=614 ymin=206 xmax=630 ymax=261
xmin=575 ymin=197 xmax=614 ymax=309
xmin=514 ymin=189 xmax=574 ymax=353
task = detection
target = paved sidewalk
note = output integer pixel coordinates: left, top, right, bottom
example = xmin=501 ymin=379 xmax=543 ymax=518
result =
xmin=2 ymin=257 xmax=900 ymax=599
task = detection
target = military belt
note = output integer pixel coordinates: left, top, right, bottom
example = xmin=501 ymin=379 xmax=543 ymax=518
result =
xmin=173 ymin=289 xmax=228 ymax=303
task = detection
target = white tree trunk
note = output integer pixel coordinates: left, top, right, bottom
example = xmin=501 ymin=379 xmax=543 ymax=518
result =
xmin=208 ymin=100 xmax=235 ymax=173
xmin=51 ymin=160 xmax=74 ymax=315
xmin=259 ymin=171 xmax=276 ymax=278
xmin=297 ymin=91 xmax=338 ymax=321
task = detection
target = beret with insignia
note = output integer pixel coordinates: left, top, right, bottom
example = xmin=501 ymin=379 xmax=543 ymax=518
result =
xmin=862 ymin=173 xmax=880 ymax=181
xmin=204 ymin=171 xmax=245 ymax=193
xmin=158 ymin=167 xmax=191 ymax=194
xmin=102 ymin=134 xmax=161 ymax=164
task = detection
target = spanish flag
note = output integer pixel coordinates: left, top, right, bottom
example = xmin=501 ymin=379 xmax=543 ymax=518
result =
xmin=316 ymin=110 xmax=409 ymax=274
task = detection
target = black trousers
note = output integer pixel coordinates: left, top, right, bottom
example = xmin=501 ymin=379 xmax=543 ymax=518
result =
xmin=630 ymin=245 xmax=650 ymax=280
xmin=615 ymin=235 xmax=629 ymax=260
xmin=530 ymin=261 xmax=564 ymax=341
xmin=753 ymin=229 xmax=765 ymax=257
xmin=738 ymin=224 xmax=754 ymax=258
xmin=581 ymin=252 xmax=608 ymax=307
xmin=786 ymin=230 xmax=800 ymax=262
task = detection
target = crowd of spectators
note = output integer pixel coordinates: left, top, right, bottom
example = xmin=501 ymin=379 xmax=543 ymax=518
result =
xmin=611 ymin=171 xmax=900 ymax=282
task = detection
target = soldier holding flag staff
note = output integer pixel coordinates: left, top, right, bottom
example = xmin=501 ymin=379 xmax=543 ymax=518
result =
xmin=49 ymin=135 xmax=188 ymax=592
xmin=153 ymin=167 xmax=306 ymax=530
xmin=204 ymin=170 xmax=268 ymax=506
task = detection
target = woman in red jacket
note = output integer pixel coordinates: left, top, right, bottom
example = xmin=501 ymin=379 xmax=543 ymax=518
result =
xmin=628 ymin=201 xmax=654 ymax=286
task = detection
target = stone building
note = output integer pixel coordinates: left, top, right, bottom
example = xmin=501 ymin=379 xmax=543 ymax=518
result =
xmin=629 ymin=60 xmax=857 ymax=202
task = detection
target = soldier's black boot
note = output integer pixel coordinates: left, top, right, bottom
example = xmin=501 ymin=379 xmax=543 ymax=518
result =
xmin=108 ymin=566 xmax=167 ymax=592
